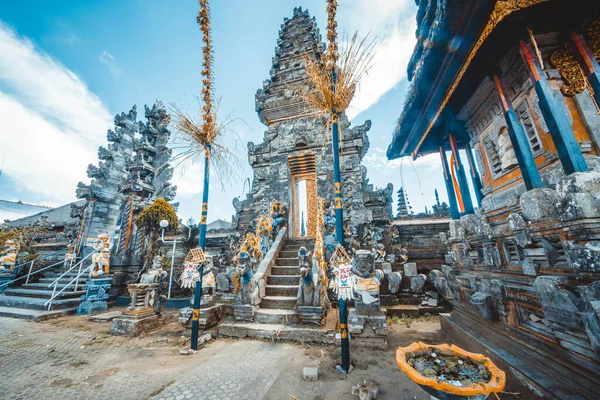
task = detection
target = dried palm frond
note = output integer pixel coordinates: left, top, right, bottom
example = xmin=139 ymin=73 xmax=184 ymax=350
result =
xmin=302 ymin=31 xmax=376 ymax=115
xmin=326 ymin=0 xmax=339 ymax=70
xmin=197 ymin=0 xmax=215 ymax=140
xmin=169 ymin=0 xmax=243 ymax=188
xmin=169 ymin=97 xmax=243 ymax=187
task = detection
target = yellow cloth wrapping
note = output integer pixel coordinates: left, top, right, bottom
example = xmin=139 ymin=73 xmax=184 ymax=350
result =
xmin=353 ymin=276 xmax=379 ymax=292
xmin=203 ymin=271 xmax=216 ymax=288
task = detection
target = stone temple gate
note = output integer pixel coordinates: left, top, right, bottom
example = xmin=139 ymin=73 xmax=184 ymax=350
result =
xmin=232 ymin=7 xmax=393 ymax=234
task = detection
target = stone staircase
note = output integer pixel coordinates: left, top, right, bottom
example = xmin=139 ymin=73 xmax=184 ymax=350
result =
xmin=254 ymin=238 xmax=313 ymax=324
xmin=0 ymin=267 xmax=86 ymax=320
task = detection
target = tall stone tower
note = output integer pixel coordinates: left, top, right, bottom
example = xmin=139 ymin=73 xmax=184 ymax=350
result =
xmin=75 ymin=106 xmax=137 ymax=244
xmin=75 ymin=101 xmax=177 ymax=291
xmin=233 ymin=7 xmax=392 ymax=237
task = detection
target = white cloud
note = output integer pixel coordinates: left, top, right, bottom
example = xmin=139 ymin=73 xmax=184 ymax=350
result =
xmin=338 ymin=0 xmax=417 ymax=119
xmin=98 ymin=50 xmax=120 ymax=75
xmin=364 ymin=146 xmax=440 ymax=172
xmin=0 ymin=22 xmax=112 ymax=204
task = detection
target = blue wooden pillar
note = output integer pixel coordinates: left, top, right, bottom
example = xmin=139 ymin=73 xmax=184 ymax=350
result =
xmin=570 ymin=32 xmax=600 ymax=107
xmin=520 ymin=40 xmax=588 ymax=174
xmin=493 ymin=75 xmax=544 ymax=190
xmin=464 ymin=143 xmax=483 ymax=207
xmin=439 ymin=146 xmax=460 ymax=220
xmin=449 ymin=134 xmax=474 ymax=215
xmin=191 ymin=145 xmax=211 ymax=351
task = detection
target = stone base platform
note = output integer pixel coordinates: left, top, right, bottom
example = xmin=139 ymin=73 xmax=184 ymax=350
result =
xmin=383 ymin=304 xmax=446 ymax=318
xmin=348 ymin=309 xmax=388 ymax=350
xmin=441 ymin=308 xmax=600 ymax=400
xmin=218 ymin=318 xmax=334 ymax=344
xmin=179 ymin=304 xmax=224 ymax=329
xmin=111 ymin=311 xmax=163 ymax=337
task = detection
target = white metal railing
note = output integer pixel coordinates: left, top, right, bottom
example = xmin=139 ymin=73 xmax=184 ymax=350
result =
xmin=0 ymin=248 xmax=69 ymax=290
xmin=46 ymin=251 xmax=94 ymax=291
xmin=45 ymin=263 xmax=95 ymax=311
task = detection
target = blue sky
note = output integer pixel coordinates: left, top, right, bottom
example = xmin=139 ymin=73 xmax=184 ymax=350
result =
xmin=0 ymin=0 xmax=456 ymax=223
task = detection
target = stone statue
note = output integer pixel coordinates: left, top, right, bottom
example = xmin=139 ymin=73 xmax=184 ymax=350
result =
xmin=0 ymin=239 xmax=19 ymax=272
xmin=498 ymin=127 xmax=518 ymax=170
xmin=297 ymin=246 xmax=319 ymax=306
xmin=351 ymin=250 xmax=384 ymax=309
xmin=235 ymin=251 xmax=259 ymax=305
xmin=90 ymin=234 xmax=111 ymax=278
xmin=270 ymin=200 xmax=287 ymax=234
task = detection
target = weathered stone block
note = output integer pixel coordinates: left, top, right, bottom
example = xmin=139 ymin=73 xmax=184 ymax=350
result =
xmin=556 ymin=171 xmax=600 ymax=199
xmin=561 ymin=193 xmax=600 ymax=220
xmin=564 ymin=240 xmax=600 ymax=273
xmin=469 ymin=292 xmax=495 ymax=320
xmin=520 ymin=188 xmax=561 ymax=221
xmin=410 ymin=274 xmax=426 ymax=294
xmin=403 ymin=263 xmax=417 ymax=277
xmin=522 ymin=257 xmax=538 ymax=276
xmin=303 ymin=367 xmax=318 ymax=381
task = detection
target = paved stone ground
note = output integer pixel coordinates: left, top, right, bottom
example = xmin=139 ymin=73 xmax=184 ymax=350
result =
xmin=0 ymin=316 xmax=188 ymax=400
xmin=152 ymin=341 xmax=295 ymax=400
xmin=0 ymin=314 xmax=443 ymax=399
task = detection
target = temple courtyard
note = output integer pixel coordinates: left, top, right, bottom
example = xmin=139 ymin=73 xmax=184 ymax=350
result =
xmin=0 ymin=312 xmax=445 ymax=400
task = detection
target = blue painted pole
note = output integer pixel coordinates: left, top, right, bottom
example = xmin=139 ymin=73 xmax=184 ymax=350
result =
xmin=570 ymin=32 xmax=600 ymax=109
xmin=331 ymin=111 xmax=350 ymax=372
xmin=494 ymin=75 xmax=544 ymax=190
xmin=439 ymin=147 xmax=461 ymax=220
xmin=520 ymin=40 xmax=588 ymax=175
xmin=449 ymin=134 xmax=474 ymax=215
xmin=464 ymin=144 xmax=484 ymax=207
xmin=191 ymin=145 xmax=210 ymax=350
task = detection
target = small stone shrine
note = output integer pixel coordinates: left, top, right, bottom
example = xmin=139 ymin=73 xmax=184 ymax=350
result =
xmin=111 ymin=256 xmax=167 ymax=336
xmin=77 ymin=277 xmax=111 ymax=315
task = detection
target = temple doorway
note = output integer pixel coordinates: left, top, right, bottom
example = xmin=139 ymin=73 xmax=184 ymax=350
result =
xmin=288 ymin=152 xmax=317 ymax=239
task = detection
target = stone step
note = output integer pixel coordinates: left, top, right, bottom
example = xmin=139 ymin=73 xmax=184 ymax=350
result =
xmin=265 ymin=284 xmax=298 ymax=297
xmin=279 ymin=250 xmax=300 ymax=258
xmin=284 ymin=240 xmax=314 ymax=246
xmin=219 ymin=319 xmax=334 ymax=344
xmin=22 ymin=282 xmax=81 ymax=291
xmin=270 ymin=266 xmax=299 ymax=276
xmin=38 ymin=277 xmax=81 ymax=284
xmin=282 ymin=245 xmax=313 ymax=252
xmin=254 ymin=309 xmax=300 ymax=324
xmin=261 ymin=296 xmax=297 ymax=310
xmin=275 ymin=257 xmax=298 ymax=267
xmin=267 ymin=275 xmax=299 ymax=286
xmin=4 ymin=288 xmax=84 ymax=300
xmin=0 ymin=294 xmax=80 ymax=311
xmin=0 ymin=305 xmax=79 ymax=321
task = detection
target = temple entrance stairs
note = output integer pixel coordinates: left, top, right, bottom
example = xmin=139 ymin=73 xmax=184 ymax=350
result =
xmin=253 ymin=238 xmax=313 ymax=324
xmin=0 ymin=262 xmax=90 ymax=320
xmin=219 ymin=237 xmax=335 ymax=344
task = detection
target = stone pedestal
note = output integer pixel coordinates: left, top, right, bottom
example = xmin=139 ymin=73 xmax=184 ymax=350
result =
xmin=348 ymin=308 xmax=388 ymax=349
xmin=77 ymin=277 xmax=111 ymax=315
xmin=233 ymin=304 xmax=256 ymax=321
xmin=179 ymin=303 xmax=223 ymax=329
xmin=110 ymin=283 xmax=163 ymax=336
xmin=297 ymin=306 xmax=324 ymax=325
xmin=111 ymin=309 xmax=163 ymax=336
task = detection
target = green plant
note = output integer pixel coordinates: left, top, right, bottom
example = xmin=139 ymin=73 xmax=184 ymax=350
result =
xmin=136 ymin=198 xmax=179 ymax=265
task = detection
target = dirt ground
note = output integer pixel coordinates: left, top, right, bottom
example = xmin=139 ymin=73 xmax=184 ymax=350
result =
xmin=1 ymin=310 xmax=451 ymax=399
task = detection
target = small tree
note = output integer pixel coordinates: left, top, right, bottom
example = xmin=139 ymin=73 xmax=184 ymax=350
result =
xmin=135 ymin=198 xmax=179 ymax=266
xmin=181 ymin=219 xmax=200 ymax=253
